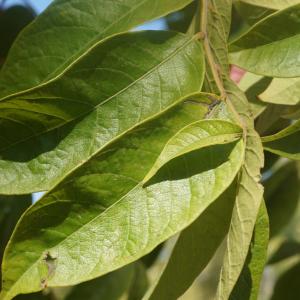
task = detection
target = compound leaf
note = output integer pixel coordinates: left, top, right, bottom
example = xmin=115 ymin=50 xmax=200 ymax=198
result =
xmin=0 ymin=99 xmax=244 ymax=300
xmin=0 ymin=31 xmax=205 ymax=195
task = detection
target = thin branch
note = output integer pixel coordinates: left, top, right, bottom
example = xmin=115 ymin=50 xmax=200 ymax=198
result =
xmin=199 ymin=0 xmax=245 ymax=129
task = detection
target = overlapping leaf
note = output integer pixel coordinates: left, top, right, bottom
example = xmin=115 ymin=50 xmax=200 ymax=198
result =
xmin=260 ymin=78 xmax=300 ymax=106
xmin=262 ymin=120 xmax=300 ymax=160
xmin=144 ymin=182 xmax=237 ymax=300
xmin=143 ymin=119 xmax=243 ymax=183
xmin=0 ymin=0 xmax=194 ymax=99
xmin=0 ymin=31 xmax=205 ymax=194
xmin=229 ymin=4 xmax=300 ymax=77
xmin=65 ymin=265 xmax=135 ymax=300
xmin=229 ymin=202 xmax=269 ymax=300
xmin=197 ymin=1 xmax=265 ymax=299
xmin=0 ymin=98 xmax=244 ymax=299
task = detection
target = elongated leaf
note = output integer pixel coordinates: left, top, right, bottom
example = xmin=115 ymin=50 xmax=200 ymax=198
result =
xmin=144 ymin=182 xmax=237 ymax=300
xmin=0 ymin=31 xmax=205 ymax=195
xmin=0 ymin=195 xmax=32 ymax=289
xmin=198 ymin=0 xmax=265 ymax=298
xmin=234 ymin=1 xmax=274 ymax=26
xmin=229 ymin=201 xmax=269 ymax=300
xmin=229 ymin=5 xmax=300 ymax=77
xmin=65 ymin=265 xmax=135 ymax=300
xmin=262 ymin=120 xmax=300 ymax=160
xmin=143 ymin=119 xmax=243 ymax=183
xmin=238 ymin=0 xmax=300 ymax=10
xmin=259 ymin=78 xmax=300 ymax=106
xmin=215 ymin=83 xmax=264 ymax=300
xmin=0 ymin=99 xmax=244 ymax=299
xmin=264 ymin=162 xmax=300 ymax=237
xmin=0 ymin=0 xmax=194 ymax=99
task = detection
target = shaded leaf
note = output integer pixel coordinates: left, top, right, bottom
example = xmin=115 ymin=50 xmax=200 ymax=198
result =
xmin=0 ymin=31 xmax=205 ymax=194
xmin=128 ymin=263 xmax=149 ymax=300
xmin=229 ymin=5 xmax=300 ymax=77
xmin=243 ymin=76 xmax=271 ymax=118
xmin=65 ymin=265 xmax=135 ymax=300
xmin=0 ymin=99 xmax=244 ymax=299
xmin=264 ymin=162 xmax=300 ymax=237
xmin=269 ymin=240 xmax=300 ymax=265
xmin=262 ymin=120 xmax=300 ymax=160
xmin=165 ymin=0 xmax=197 ymax=32
xmin=0 ymin=0 xmax=194 ymax=99
xmin=271 ymin=262 xmax=300 ymax=300
xmin=0 ymin=5 xmax=35 ymax=59
xmin=143 ymin=119 xmax=243 ymax=183
xmin=0 ymin=195 xmax=32 ymax=289
xmin=234 ymin=1 xmax=274 ymax=26
xmin=144 ymin=182 xmax=237 ymax=300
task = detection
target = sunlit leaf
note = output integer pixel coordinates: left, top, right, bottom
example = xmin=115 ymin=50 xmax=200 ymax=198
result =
xmin=145 ymin=182 xmax=237 ymax=300
xmin=229 ymin=202 xmax=269 ymax=300
xmin=0 ymin=99 xmax=244 ymax=299
xmin=259 ymin=78 xmax=300 ymax=106
xmin=229 ymin=5 xmax=300 ymax=77
xmin=237 ymin=0 xmax=300 ymax=10
xmin=0 ymin=31 xmax=205 ymax=195
xmin=0 ymin=0 xmax=194 ymax=99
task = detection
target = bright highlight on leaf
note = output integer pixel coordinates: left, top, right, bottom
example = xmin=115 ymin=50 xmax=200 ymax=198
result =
xmin=0 ymin=0 xmax=299 ymax=299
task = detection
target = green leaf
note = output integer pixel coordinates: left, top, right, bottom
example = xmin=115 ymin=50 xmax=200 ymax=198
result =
xmin=65 ymin=265 xmax=135 ymax=300
xmin=0 ymin=99 xmax=244 ymax=299
xmin=0 ymin=0 xmax=194 ymax=100
xmin=234 ymin=1 xmax=274 ymax=26
xmin=262 ymin=120 xmax=300 ymax=160
xmin=229 ymin=201 xmax=269 ymax=300
xmin=264 ymin=162 xmax=300 ymax=237
xmin=242 ymin=75 xmax=271 ymax=118
xmin=14 ymin=292 xmax=51 ymax=300
xmin=229 ymin=5 xmax=300 ymax=77
xmin=237 ymin=0 xmax=300 ymax=10
xmin=0 ymin=195 xmax=32 ymax=289
xmin=0 ymin=5 xmax=35 ymax=59
xmin=259 ymin=78 xmax=300 ymax=106
xmin=198 ymin=1 xmax=265 ymax=298
xmin=128 ymin=263 xmax=149 ymax=300
xmin=144 ymin=182 xmax=237 ymax=300
xmin=143 ymin=119 xmax=243 ymax=183
xmin=0 ymin=31 xmax=205 ymax=195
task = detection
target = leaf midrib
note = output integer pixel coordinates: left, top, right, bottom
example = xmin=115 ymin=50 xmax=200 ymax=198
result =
xmin=4 ymin=119 xmax=242 ymax=297
xmin=0 ymin=35 xmax=198 ymax=154
xmin=0 ymin=0 xmax=194 ymax=102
